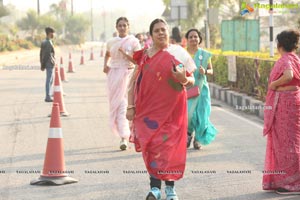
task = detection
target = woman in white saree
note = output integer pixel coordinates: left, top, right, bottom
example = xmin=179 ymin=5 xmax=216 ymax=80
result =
xmin=103 ymin=17 xmax=141 ymax=150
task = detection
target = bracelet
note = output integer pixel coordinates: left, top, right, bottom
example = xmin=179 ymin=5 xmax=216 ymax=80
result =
xmin=181 ymin=78 xmax=189 ymax=86
xmin=205 ymin=69 xmax=208 ymax=75
xmin=127 ymin=105 xmax=135 ymax=110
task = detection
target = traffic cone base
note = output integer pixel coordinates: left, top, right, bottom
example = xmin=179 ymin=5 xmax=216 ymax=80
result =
xmin=30 ymin=175 xmax=78 ymax=185
xmin=61 ymin=112 xmax=70 ymax=117
xmin=48 ymin=112 xmax=70 ymax=117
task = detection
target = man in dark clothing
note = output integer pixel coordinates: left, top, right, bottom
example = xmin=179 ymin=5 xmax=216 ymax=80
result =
xmin=40 ymin=27 xmax=55 ymax=102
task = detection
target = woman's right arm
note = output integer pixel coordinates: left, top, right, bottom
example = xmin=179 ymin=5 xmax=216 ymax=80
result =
xmin=269 ymin=69 xmax=293 ymax=90
xmin=126 ymin=66 xmax=138 ymax=121
xmin=103 ymin=51 xmax=111 ymax=74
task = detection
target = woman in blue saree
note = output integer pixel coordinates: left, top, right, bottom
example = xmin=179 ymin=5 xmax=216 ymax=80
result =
xmin=185 ymin=29 xmax=218 ymax=150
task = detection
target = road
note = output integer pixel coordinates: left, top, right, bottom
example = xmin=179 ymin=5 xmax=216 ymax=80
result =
xmin=0 ymin=43 xmax=298 ymax=200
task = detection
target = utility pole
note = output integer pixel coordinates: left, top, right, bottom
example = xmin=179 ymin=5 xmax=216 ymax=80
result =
xmin=205 ymin=0 xmax=210 ymax=48
xmin=103 ymin=7 xmax=106 ymax=40
xmin=91 ymin=0 xmax=94 ymax=41
xmin=37 ymin=0 xmax=40 ymax=15
xmin=269 ymin=0 xmax=274 ymax=57
xmin=71 ymin=0 xmax=73 ymax=16
xmin=177 ymin=6 xmax=180 ymax=27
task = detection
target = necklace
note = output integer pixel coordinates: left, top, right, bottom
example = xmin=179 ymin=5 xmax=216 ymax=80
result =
xmin=187 ymin=47 xmax=198 ymax=55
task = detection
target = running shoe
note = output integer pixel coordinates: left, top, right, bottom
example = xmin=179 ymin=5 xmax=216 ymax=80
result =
xmin=146 ymin=187 xmax=161 ymax=200
xmin=165 ymin=186 xmax=178 ymax=200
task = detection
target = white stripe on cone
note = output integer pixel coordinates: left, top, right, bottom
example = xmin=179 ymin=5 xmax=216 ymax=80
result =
xmin=49 ymin=128 xmax=63 ymax=138
xmin=54 ymin=86 xmax=61 ymax=92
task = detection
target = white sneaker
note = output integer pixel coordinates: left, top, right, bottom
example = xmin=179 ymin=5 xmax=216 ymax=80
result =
xmin=120 ymin=139 xmax=128 ymax=151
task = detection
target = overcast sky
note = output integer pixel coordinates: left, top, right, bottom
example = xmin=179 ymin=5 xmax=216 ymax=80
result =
xmin=3 ymin=0 xmax=165 ymax=18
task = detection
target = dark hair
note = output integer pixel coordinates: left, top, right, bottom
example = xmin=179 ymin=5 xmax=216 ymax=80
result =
xmin=276 ymin=29 xmax=300 ymax=52
xmin=171 ymin=27 xmax=181 ymax=43
xmin=135 ymin=33 xmax=142 ymax=38
xmin=149 ymin=18 xmax=167 ymax=36
xmin=185 ymin=28 xmax=202 ymax=44
xmin=45 ymin=27 xmax=55 ymax=35
xmin=116 ymin=17 xmax=129 ymax=27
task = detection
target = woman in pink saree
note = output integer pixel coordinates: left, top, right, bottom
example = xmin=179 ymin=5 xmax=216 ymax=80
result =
xmin=263 ymin=29 xmax=300 ymax=195
xmin=126 ymin=19 xmax=196 ymax=200
xmin=103 ymin=17 xmax=140 ymax=150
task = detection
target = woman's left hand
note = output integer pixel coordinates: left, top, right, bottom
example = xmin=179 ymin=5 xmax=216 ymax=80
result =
xmin=269 ymin=82 xmax=277 ymax=90
xmin=172 ymin=64 xmax=187 ymax=83
xmin=199 ymin=66 xmax=205 ymax=75
xmin=126 ymin=108 xmax=135 ymax=121
xmin=119 ymin=48 xmax=127 ymax=56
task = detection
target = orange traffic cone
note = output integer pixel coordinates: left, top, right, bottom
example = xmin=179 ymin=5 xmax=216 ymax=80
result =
xmin=67 ymin=52 xmax=75 ymax=73
xmin=30 ymin=103 xmax=77 ymax=185
xmin=59 ymin=56 xmax=68 ymax=82
xmin=80 ymin=50 xmax=84 ymax=65
xmin=53 ymin=67 xmax=69 ymax=117
xmin=90 ymin=47 xmax=94 ymax=60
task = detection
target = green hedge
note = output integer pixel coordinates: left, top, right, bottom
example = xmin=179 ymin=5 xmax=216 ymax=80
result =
xmin=209 ymin=55 xmax=275 ymax=101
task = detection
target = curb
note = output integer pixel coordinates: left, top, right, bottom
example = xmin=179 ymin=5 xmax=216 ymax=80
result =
xmin=209 ymin=82 xmax=265 ymax=120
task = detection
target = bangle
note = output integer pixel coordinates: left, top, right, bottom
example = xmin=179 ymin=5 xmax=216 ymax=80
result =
xmin=127 ymin=105 xmax=135 ymax=110
xmin=205 ymin=69 xmax=208 ymax=75
xmin=181 ymin=78 xmax=189 ymax=86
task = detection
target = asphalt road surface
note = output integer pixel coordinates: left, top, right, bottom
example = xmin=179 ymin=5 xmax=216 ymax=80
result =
xmin=0 ymin=43 xmax=298 ymax=200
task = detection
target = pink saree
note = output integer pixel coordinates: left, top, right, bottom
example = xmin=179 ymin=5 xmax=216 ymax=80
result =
xmin=263 ymin=52 xmax=300 ymax=191
xmin=106 ymin=35 xmax=140 ymax=138
xmin=131 ymin=49 xmax=188 ymax=181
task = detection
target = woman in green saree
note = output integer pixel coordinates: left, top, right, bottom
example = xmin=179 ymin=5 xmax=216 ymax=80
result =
xmin=185 ymin=28 xmax=218 ymax=150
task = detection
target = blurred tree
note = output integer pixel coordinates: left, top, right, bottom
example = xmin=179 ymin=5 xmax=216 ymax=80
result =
xmin=162 ymin=0 xmax=241 ymax=28
xmin=8 ymin=25 xmax=18 ymax=39
xmin=49 ymin=0 xmax=67 ymax=20
xmin=276 ymin=0 xmax=300 ymax=28
xmin=0 ymin=4 xmax=9 ymax=18
xmin=39 ymin=15 xmax=63 ymax=35
xmin=65 ymin=14 xmax=90 ymax=44
xmin=162 ymin=0 xmax=242 ymax=48
xmin=16 ymin=10 xmax=39 ymax=40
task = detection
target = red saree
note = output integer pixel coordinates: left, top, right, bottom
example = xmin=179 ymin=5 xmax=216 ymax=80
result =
xmin=263 ymin=52 xmax=300 ymax=191
xmin=131 ymin=49 xmax=187 ymax=181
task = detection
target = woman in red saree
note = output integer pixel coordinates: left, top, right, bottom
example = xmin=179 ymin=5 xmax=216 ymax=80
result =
xmin=126 ymin=19 xmax=196 ymax=200
xmin=263 ymin=29 xmax=300 ymax=195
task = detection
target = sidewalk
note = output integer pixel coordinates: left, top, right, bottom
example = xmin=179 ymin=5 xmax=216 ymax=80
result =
xmin=209 ymin=83 xmax=265 ymax=120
